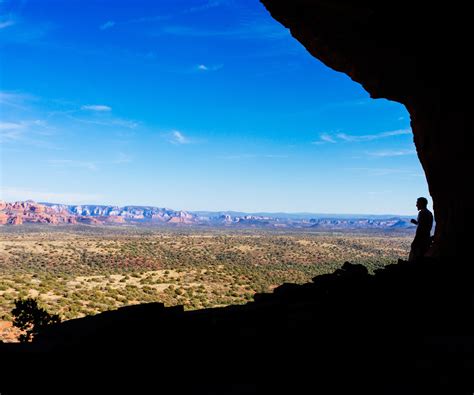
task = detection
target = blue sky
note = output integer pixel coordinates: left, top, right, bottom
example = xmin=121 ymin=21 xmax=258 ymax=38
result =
xmin=0 ymin=0 xmax=429 ymax=215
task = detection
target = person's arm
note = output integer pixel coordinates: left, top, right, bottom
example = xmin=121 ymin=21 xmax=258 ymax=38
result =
xmin=410 ymin=218 xmax=418 ymax=225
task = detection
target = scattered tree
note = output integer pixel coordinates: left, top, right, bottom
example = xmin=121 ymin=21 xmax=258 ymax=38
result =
xmin=11 ymin=298 xmax=61 ymax=343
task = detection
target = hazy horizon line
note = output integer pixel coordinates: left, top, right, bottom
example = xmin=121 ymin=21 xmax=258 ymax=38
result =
xmin=2 ymin=199 xmax=414 ymax=218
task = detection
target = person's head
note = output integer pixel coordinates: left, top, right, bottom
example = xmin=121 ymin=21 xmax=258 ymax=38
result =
xmin=416 ymin=197 xmax=428 ymax=210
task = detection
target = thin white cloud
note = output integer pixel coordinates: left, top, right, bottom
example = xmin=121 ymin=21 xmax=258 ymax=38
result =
xmin=217 ymin=154 xmax=256 ymax=160
xmin=0 ymin=19 xmax=15 ymax=29
xmin=144 ymin=51 xmax=157 ymax=59
xmin=311 ymin=132 xmax=337 ymax=145
xmin=100 ymin=21 xmax=115 ymax=30
xmin=348 ymin=167 xmax=419 ymax=177
xmin=263 ymin=154 xmax=288 ymax=159
xmin=47 ymin=154 xmax=132 ymax=170
xmin=111 ymin=1 xmax=227 ymax=28
xmin=367 ymin=149 xmax=416 ymax=157
xmin=0 ymin=187 xmax=104 ymax=204
xmin=167 ymin=130 xmax=191 ymax=144
xmin=81 ymin=104 xmax=112 ymax=112
xmin=320 ymin=133 xmax=336 ymax=143
xmin=160 ymin=21 xmax=288 ymax=40
xmin=0 ymin=92 xmax=21 ymax=103
xmin=0 ymin=16 xmax=51 ymax=44
xmin=65 ymin=114 xmax=138 ymax=129
xmin=218 ymin=154 xmax=287 ymax=160
xmin=0 ymin=91 xmax=35 ymax=110
xmin=114 ymin=153 xmax=133 ymax=164
xmin=320 ymin=134 xmax=336 ymax=143
xmin=312 ymin=129 xmax=411 ymax=145
xmin=196 ymin=64 xmax=223 ymax=72
xmin=184 ymin=0 xmax=229 ymax=14
xmin=0 ymin=122 xmax=24 ymax=142
xmin=0 ymin=122 xmax=24 ymax=130
xmin=98 ymin=15 xmax=170 ymax=31
xmin=123 ymin=15 xmax=170 ymax=25
xmin=47 ymin=159 xmax=97 ymax=171
xmin=110 ymin=118 xmax=137 ymax=128
xmin=0 ymin=119 xmax=53 ymax=144
xmin=336 ymin=129 xmax=411 ymax=142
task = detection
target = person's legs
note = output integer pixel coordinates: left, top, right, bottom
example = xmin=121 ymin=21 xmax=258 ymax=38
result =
xmin=408 ymin=243 xmax=416 ymax=262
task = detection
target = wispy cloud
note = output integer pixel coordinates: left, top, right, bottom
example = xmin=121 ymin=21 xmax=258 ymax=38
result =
xmin=367 ymin=149 xmax=416 ymax=157
xmin=47 ymin=159 xmax=97 ymax=171
xmin=263 ymin=154 xmax=288 ymax=159
xmin=107 ymin=118 xmax=138 ymax=129
xmin=114 ymin=153 xmax=133 ymax=164
xmin=159 ymin=20 xmax=288 ymax=40
xmin=144 ymin=51 xmax=157 ymax=59
xmin=0 ymin=121 xmax=25 ymax=142
xmin=108 ymin=1 xmax=228 ymax=28
xmin=0 ymin=16 xmax=53 ymax=44
xmin=347 ymin=167 xmax=421 ymax=177
xmin=0 ymin=187 xmax=104 ymax=204
xmin=102 ymin=1 xmax=228 ymax=31
xmin=196 ymin=63 xmax=223 ymax=72
xmin=0 ymin=19 xmax=15 ymax=29
xmin=81 ymin=104 xmax=112 ymax=112
xmin=47 ymin=153 xmax=133 ymax=171
xmin=94 ymin=4 xmax=286 ymax=42
xmin=47 ymin=106 xmax=138 ymax=129
xmin=0 ymin=122 xmax=24 ymax=131
xmin=100 ymin=20 xmax=115 ymax=30
xmin=312 ymin=129 xmax=412 ymax=145
xmin=312 ymin=132 xmax=337 ymax=145
xmin=0 ymin=91 xmax=36 ymax=110
xmin=336 ymin=129 xmax=411 ymax=142
xmin=98 ymin=15 xmax=169 ymax=31
xmin=218 ymin=154 xmax=288 ymax=160
xmin=320 ymin=133 xmax=337 ymax=143
xmin=218 ymin=154 xmax=256 ymax=160
xmin=167 ymin=130 xmax=192 ymax=144
xmin=0 ymin=119 xmax=55 ymax=145
xmin=184 ymin=0 xmax=230 ymax=14
xmin=119 ymin=15 xmax=170 ymax=26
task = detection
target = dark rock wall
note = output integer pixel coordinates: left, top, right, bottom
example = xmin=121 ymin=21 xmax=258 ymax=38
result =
xmin=261 ymin=0 xmax=473 ymax=258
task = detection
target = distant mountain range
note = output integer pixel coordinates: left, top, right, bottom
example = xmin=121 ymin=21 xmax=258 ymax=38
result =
xmin=0 ymin=200 xmax=416 ymax=230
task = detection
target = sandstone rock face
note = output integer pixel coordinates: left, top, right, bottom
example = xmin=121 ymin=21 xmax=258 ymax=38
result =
xmin=9 ymin=216 xmax=23 ymax=225
xmin=104 ymin=216 xmax=126 ymax=224
xmin=167 ymin=212 xmax=194 ymax=224
xmin=0 ymin=201 xmax=199 ymax=226
xmin=261 ymin=0 xmax=472 ymax=258
xmin=77 ymin=216 xmax=102 ymax=225
xmin=0 ymin=201 xmax=76 ymax=225
xmin=0 ymin=212 xmax=8 ymax=225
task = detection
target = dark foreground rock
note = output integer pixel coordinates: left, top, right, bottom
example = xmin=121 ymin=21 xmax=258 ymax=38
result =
xmin=1 ymin=259 xmax=473 ymax=395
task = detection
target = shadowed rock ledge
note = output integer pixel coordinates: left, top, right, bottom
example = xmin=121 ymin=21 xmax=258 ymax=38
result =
xmin=1 ymin=260 xmax=473 ymax=394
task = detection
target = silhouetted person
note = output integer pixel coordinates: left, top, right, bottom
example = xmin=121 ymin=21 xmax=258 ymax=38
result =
xmin=408 ymin=197 xmax=433 ymax=262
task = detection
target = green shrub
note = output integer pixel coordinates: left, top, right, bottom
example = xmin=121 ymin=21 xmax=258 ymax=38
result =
xmin=11 ymin=298 xmax=61 ymax=343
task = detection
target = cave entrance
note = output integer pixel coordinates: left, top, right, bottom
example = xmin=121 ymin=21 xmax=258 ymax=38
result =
xmin=260 ymin=0 xmax=470 ymax=260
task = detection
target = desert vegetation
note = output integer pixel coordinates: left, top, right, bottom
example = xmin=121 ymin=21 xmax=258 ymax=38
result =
xmin=0 ymin=225 xmax=412 ymax=341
